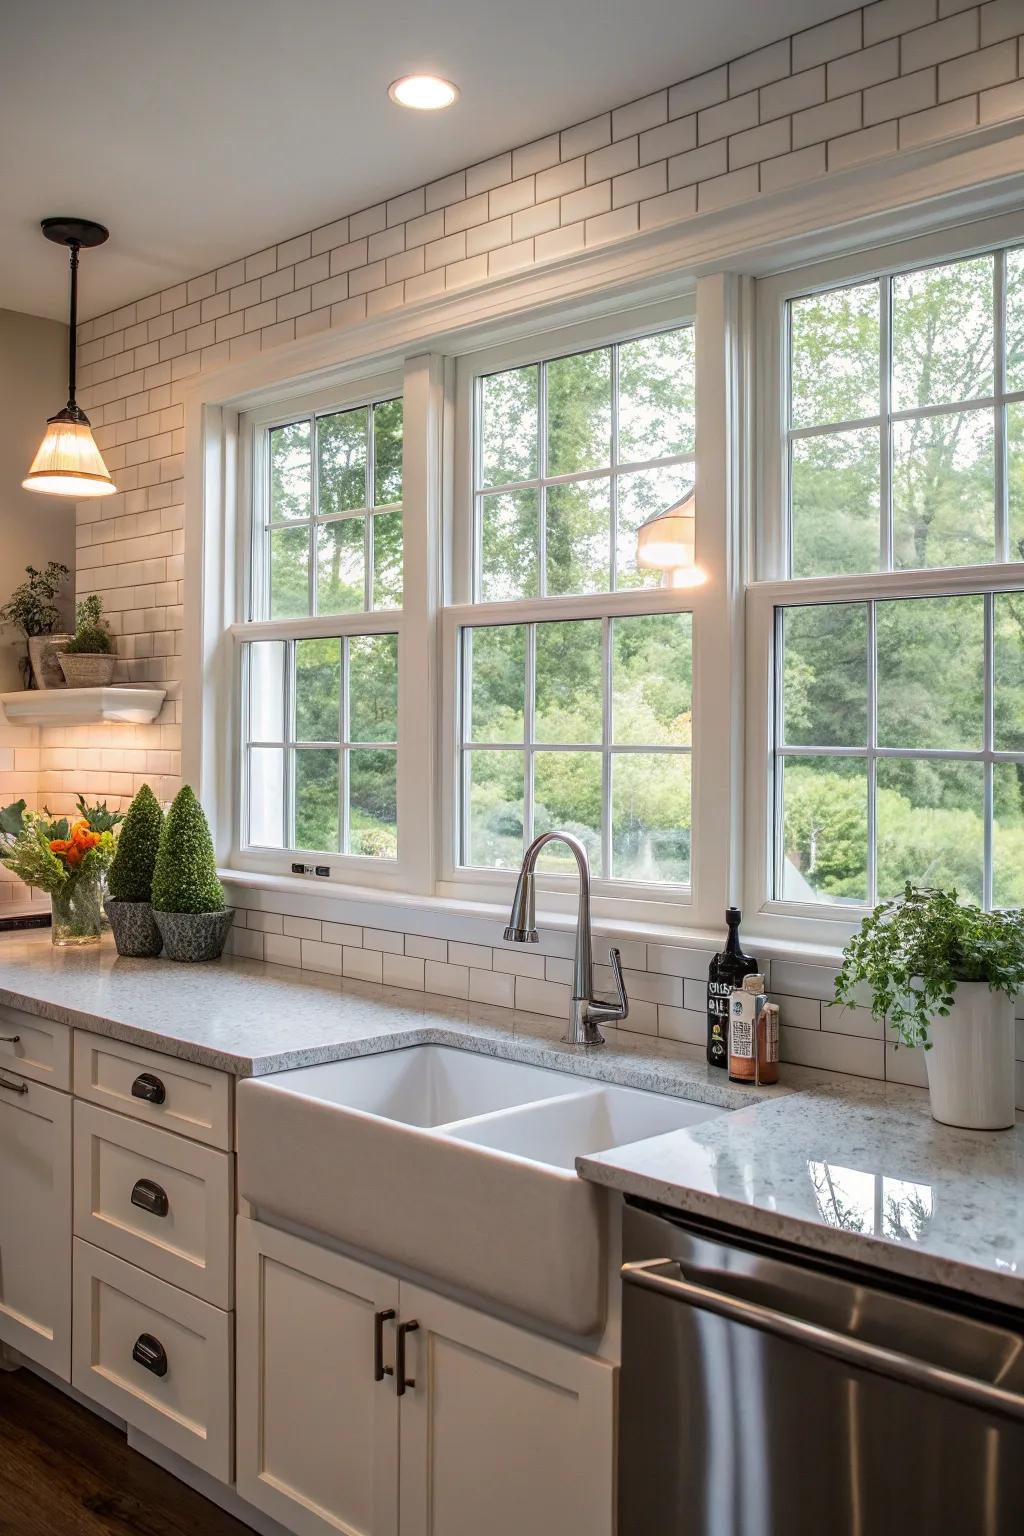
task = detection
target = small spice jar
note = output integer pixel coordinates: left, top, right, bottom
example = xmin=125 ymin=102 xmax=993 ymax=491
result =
xmin=728 ymin=973 xmax=780 ymax=1085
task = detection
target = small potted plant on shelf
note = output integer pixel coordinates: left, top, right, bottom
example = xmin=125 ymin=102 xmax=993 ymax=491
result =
xmin=0 ymin=562 xmax=71 ymax=689
xmin=151 ymin=785 xmax=233 ymax=962
xmin=104 ymin=783 xmax=164 ymax=957
xmin=58 ymin=594 xmax=117 ymax=688
xmin=833 ymin=883 xmax=1024 ymax=1130
xmin=0 ymin=795 xmax=122 ymax=945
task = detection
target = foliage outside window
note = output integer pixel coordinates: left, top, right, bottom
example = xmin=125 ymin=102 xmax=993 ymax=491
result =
xmin=460 ymin=613 xmax=692 ymax=883
xmin=787 ymin=248 xmax=1024 ymax=578
xmin=244 ymin=633 xmax=398 ymax=860
xmin=475 ymin=327 xmax=695 ymax=600
xmin=776 ymin=591 xmax=1024 ymax=911
xmin=262 ymin=397 xmax=403 ymax=619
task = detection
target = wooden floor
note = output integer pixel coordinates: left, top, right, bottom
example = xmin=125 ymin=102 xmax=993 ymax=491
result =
xmin=0 ymin=1367 xmax=253 ymax=1535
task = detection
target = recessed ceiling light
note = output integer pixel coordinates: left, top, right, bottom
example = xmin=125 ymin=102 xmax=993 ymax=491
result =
xmin=388 ymin=75 xmax=459 ymax=110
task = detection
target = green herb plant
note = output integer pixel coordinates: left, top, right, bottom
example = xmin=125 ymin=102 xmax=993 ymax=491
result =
xmin=108 ymin=784 xmax=163 ymax=903
xmin=833 ymin=883 xmax=1024 ymax=1049
xmin=0 ymin=563 xmax=70 ymax=637
xmin=151 ymin=786 xmax=225 ymax=914
xmin=63 ymin=594 xmax=115 ymax=656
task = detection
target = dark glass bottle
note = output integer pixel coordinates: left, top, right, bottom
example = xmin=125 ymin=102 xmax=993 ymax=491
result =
xmin=707 ymin=908 xmax=757 ymax=1069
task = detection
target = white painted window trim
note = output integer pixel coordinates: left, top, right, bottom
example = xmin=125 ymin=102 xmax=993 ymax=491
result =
xmin=748 ymin=207 xmax=1024 ymax=945
xmin=233 ymin=365 xmax=424 ymax=892
xmin=182 ymin=127 xmax=1024 ymax=948
xmin=441 ymin=296 xmax=706 ymax=925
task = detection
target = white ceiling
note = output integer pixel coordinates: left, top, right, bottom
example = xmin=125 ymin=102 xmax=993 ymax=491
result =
xmin=0 ymin=0 xmax=853 ymax=321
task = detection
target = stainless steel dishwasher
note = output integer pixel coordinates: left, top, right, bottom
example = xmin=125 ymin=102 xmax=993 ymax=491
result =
xmin=619 ymin=1199 xmax=1024 ymax=1535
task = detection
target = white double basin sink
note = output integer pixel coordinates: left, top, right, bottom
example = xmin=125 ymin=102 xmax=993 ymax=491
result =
xmin=237 ymin=1045 xmax=724 ymax=1335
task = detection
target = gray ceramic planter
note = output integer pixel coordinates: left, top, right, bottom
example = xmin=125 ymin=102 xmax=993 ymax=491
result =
xmin=104 ymin=898 xmax=163 ymax=958
xmin=152 ymin=907 xmax=234 ymax=962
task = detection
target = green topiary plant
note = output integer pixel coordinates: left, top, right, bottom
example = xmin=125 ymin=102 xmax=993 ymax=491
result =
xmin=0 ymin=563 xmax=69 ymax=637
xmin=63 ymin=594 xmax=115 ymax=655
xmin=151 ymin=786 xmax=225 ymax=914
xmin=108 ymin=784 xmax=164 ymax=903
xmin=833 ymin=883 xmax=1024 ymax=1050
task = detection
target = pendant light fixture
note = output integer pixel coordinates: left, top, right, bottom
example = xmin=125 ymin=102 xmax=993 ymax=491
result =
xmin=23 ymin=217 xmax=116 ymax=499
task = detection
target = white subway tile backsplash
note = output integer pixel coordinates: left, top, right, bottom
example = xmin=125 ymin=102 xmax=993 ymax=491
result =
xmin=829 ymin=118 xmax=900 ymax=167
xmin=586 ymin=137 xmax=639 ymax=183
xmin=938 ymin=36 xmax=1016 ymax=94
xmin=448 ymin=940 xmax=492 ymax=969
xmin=667 ymin=139 xmax=728 ymax=189
xmin=730 ymin=115 xmax=790 ymax=169
xmin=668 ymin=66 xmax=728 ymax=119
xmin=899 ymin=92 xmax=978 ymax=144
xmin=469 ymin=968 xmax=516 ymax=1008
xmin=560 ymin=113 xmax=612 ymax=159
xmin=792 ymin=91 xmax=862 ymax=147
xmin=981 ymin=75 xmax=1024 ymax=118
xmin=792 ymin=11 xmax=863 ymax=71
xmin=514 ymin=975 xmax=572 ymax=1019
xmin=264 ymin=933 xmax=302 ymax=968
xmin=405 ymin=934 xmax=448 ymax=963
xmin=612 ymin=91 xmax=667 ymax=139
xmin=344 ymin=946 xmax=383 ymax=983
xmin=362 ymin=926 xmax=404 ymax=954
xmin=493 ymin=947 xmax=546 ymax=979
xmin=901 ymin=9 xmax=980 ymax=70
xmin=730 ymin=38 xmax=792 ymax=95
xmin=698 ymin=165 xmax=760 ymax=211
xmin=827 ymin=37 xmax=900 ymax=95
xmin=638 ymin=115 xmax=698 ymax=164
xmin=864 ymin=0 xmax=939 ymax=45
xmin=863 ymin=65 xmax=937 ymax=123
xmin=383 ymin=953 xmax=426 ymax=991
xmin=698 ymin=90 xmax=759 ymax=144
xmin=657 ymin=1005 xmax=706 ymax=1046
xmin=981 ymin=0 xmax=1023 ymax=44
xmin=301 ymin=938 xmax=343 ymax=975
xmin=425 ymin=959 xmax=470 ymax=999
xmin=781 ymin=1025 xmax=885 ymax=1079
xmin=760 ymin=141 xmax=828 ymax=189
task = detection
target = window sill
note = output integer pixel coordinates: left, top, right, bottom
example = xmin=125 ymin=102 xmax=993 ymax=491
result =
xmin=217 ymin=866 xmax=849 ymax=969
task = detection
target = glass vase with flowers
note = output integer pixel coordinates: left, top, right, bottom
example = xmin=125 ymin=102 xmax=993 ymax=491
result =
xmin=0 ymin=795 xmax=122 ymax=945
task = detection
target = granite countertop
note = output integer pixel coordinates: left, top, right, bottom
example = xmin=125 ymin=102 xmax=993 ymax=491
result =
xmin=2 ymin=931 xmax=1021 ymax=1309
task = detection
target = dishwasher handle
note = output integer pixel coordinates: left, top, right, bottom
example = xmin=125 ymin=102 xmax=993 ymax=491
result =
xmin=623 ymin=1258 xmax=1024 ymax=1425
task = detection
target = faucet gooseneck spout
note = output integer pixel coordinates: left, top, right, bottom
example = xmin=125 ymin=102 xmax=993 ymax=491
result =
xmin=503 ymin=830 xmax=628 ymax=1047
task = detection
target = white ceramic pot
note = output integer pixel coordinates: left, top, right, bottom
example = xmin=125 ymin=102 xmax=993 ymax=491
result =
xmin=28 ymin=633 xmax=72 ymax=689
xmin=924 ymin=981 xmax=1016 ymax=1130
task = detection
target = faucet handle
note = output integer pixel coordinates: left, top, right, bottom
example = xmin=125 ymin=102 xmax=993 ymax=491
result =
xmin=587 ymin=946 xmax=629 ymax=1027
xmin=607 ymin=947 xmax=629 ymax=1020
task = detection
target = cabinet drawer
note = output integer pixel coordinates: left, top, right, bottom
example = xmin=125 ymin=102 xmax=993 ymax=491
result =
xmin=0 ymin=1005 xmax=71 ymax=1091
xmin=72 ymin=1239 xmax=232 ymax=1483
xmin=0 ymin=1075 xmax=71 ymax=1381
xmin=74 ymin=1102 xmax=233 ymax=1307
xmin=73 ymin=1031 xmax=232 ymax=1149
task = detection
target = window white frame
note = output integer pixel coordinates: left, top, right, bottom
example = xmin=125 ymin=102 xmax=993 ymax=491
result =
xmin=233 ymin=365 xmax=422 ymax=890
xmin=749 ymin=209 xmax=1024 ymax=945
xmin=440 ymin=293 xmax=740 ymax=927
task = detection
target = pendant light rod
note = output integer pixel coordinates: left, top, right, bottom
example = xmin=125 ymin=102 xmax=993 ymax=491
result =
xmin=66 ymin=240 xmax=80 ymax=414
xmin=39 ymin=217 xmax=109 ymax=422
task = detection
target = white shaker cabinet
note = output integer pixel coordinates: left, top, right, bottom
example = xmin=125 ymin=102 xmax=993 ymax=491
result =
xmin=236 ymin=1217 xmax=401 ymax=1536
xmin=0 ymin=1071 xmax=72 ymax=1379
xmin=398 ymin=1281 xmax=615 ymax=1536
xmin=235 ymin=1218 xmax=615 ymax=1536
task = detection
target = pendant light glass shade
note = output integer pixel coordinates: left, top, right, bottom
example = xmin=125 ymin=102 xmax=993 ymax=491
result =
xmin=23 ymin=409 xmax=115 ymax=498
xmin=24 ymin=217 xmax=115 ymax=499
xmin=635 ymin=488 xmax=702 ymax=584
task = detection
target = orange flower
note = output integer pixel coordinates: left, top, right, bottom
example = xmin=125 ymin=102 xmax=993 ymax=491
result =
xmin=65 ymin=846 xmax=82 ymax=866
xmin=70 ymin=819 xmax=90 ymax=839
xmin=49 ymin=838 xmax=72 ymax=855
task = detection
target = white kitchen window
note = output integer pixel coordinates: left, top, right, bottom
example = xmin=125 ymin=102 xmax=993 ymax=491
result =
xmin=751 ymin=215 xmax=1024 ymax=932
xmin=235 ymin=369 xmax=409 ymax=881
xmin=445 ymin=302 xmax=702 ymax=912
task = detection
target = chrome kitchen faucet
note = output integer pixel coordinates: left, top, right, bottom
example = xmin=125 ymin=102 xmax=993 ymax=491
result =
xmin=504 ymin=830 xmax=629 ymax=1047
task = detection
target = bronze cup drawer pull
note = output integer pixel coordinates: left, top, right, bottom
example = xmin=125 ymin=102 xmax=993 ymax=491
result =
xmin=132 ymin=1333 xmax=168 ymax=1378
xmin=0 ymin=1070 xmax=28 ymax=1095
xmin=130 ymin=1178 xmax=170 ymax=1218
xmin=0 ymin=1034 xmax=20 ymax=1044
xmin=131 ymin=1072 xmax=166 ymax=1105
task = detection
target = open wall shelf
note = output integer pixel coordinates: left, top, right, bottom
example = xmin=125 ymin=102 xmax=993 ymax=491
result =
xmin=0 ymin=687 xmax=166 ymax=727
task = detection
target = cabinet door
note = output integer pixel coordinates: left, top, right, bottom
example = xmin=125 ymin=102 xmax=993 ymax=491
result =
xmin=0 ymin=1074 xmax=71 ymax=1379
xmin=236 ymin=1218 xmax=400 ymax=1536
xmin=397 ymin=1283 xmax=615 ymax=1536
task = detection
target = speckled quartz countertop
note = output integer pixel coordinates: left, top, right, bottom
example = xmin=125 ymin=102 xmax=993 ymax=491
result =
xmin=2 ymin=931 xmax=1022 ymax=1308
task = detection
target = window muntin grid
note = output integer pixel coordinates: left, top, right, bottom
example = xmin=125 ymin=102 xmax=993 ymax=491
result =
xmin=256 ymin=396 xmax=404 ymax=620
xmin=784 ymin=246 xmax=1024 ymax=578
xmin=243 ymin=634 xmax=399 ymax=861
xmin=472 ymin=327 xmax=696 ymax=601
xmin=773 ymin=591 xmax=1024 ymax=911
xmin=458 ymin=613 xmax=693 ymax=886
